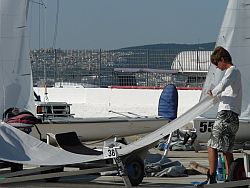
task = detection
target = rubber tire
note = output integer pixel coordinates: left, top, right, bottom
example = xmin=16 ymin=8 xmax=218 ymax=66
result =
xmin=41 ymin=166 xmax=64 ymax=182
xmin=228 ymin=158 xmax=246 ymax=181
xmin=124 ymin=155 xmax=144 ymax=186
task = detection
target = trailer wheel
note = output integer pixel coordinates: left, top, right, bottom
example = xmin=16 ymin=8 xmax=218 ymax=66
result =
xmin=228 ymin=158 xmax=246 ymax=181
xmin=124 ymin=156 xmax=144 ymax=186
xmin=42 ymin=166 xmax=64 ymax=182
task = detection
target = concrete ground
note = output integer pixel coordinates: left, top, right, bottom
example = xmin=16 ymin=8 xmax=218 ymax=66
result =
xmin=0 ymin=150 xmax=244 ymax=188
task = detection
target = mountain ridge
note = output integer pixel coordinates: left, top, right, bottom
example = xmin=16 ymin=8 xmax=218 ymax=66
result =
xmin=120 ymin=42 xmax=215 ymax=50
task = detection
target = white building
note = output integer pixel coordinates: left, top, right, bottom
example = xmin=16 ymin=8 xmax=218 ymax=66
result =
xmin=171 ymin=51 xmax=212 ymax=73
xmin=171 ymin=51 xmax=212 ymax=87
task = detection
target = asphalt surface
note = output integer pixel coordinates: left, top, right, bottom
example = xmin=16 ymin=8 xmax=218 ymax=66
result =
xmin=0 ymin=150 xmax=244 ymax=188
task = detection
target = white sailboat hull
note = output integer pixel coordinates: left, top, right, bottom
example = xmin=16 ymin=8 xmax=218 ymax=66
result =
xmin=31 ymin=116 xmax=169 ymax=141
xmin=193 ymin=117 xmax=250 ymax=143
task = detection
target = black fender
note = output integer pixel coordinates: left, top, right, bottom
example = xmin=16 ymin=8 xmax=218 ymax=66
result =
xmin=228 ymin=158 xmax=246 ymax=181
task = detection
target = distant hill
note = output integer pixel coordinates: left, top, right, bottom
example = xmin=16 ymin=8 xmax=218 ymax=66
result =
xmin=120 ymin=42 xmax=215 ymax=50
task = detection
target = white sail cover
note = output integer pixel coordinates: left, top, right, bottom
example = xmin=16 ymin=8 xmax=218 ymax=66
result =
xmin=119 ymin=96 xmax=218 ymax=155
xmin=0 ymin=0 xmax=35 ymax=119
xmin=0 ymin=0 xmax=225 ymax=165
xmin=200 ymin=0 xmax=250 ymax=120
xmin=0 ymin=122 xmax=103 ymax=165
xmin=0 ymin=97 xmax=217 ymax=164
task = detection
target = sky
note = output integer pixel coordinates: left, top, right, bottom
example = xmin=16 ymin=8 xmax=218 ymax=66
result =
xmin=28 ymin=0 xmax=228 ymax=50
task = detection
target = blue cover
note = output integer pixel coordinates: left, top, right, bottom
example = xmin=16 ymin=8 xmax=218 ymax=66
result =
xmin=158 ymin=84 xmax=178 ymax=120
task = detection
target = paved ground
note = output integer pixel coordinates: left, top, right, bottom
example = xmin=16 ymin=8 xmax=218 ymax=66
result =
xmin=0 ymin=150 xmax=244 ymax=188
xmin=0 ymin=175 xmax=205 ymax=188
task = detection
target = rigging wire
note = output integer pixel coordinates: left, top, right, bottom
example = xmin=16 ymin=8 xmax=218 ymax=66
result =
xmin=30 ymin=0 xmax=60 ymax=87
xmin=30 ymin=0 xmax=47 ymax=8
xmin=31 ymin=0 xmax=59 ymax=48
xmin=53 ymin=0 xmax=60 ymax=87
xmin=53 ymin=0 xmax=60 ymax=48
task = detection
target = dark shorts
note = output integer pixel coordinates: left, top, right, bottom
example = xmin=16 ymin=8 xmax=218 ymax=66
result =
xmin=207 ymin=110 xmax=239 ymax=153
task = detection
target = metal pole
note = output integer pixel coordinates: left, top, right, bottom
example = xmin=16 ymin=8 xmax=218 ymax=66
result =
xmin=146 ymin=49 xmax=149 ymax=86
xmin=54 ymin=49 xmax=57 ymax=86
xmin=196 ymin=49 xmax=199 ymax=87
xmin=99 ymin=48 xmax=102 ymax=87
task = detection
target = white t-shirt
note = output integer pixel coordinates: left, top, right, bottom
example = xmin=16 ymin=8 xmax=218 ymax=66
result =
xmin=212 ymin=66 xmax=242 ymax=115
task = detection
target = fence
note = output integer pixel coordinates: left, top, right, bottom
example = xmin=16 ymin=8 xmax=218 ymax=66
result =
xmin=30 ymin=48 xmax=212 ymax=88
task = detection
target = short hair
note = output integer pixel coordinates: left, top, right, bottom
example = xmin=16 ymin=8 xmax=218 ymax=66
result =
xmin=211 ymin=46 xmax=232 ymax=66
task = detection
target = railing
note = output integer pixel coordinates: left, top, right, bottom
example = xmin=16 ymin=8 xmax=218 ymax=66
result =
xmin=30 ymin=48 xmax=212 ymax=88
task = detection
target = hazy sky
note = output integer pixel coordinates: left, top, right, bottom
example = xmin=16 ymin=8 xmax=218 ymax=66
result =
xmin=28 ymin=0 xmax=228 ymax=50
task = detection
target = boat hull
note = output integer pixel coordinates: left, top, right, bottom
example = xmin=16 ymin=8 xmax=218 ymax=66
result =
xmin=31 ymin=116 xmax=169 ymax=141
xmin=193 ymin=117 xmax=250 ymax=143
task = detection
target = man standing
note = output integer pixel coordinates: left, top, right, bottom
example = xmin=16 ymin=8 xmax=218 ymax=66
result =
xmin=207 ymin=46 xmax=242 ymax=183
